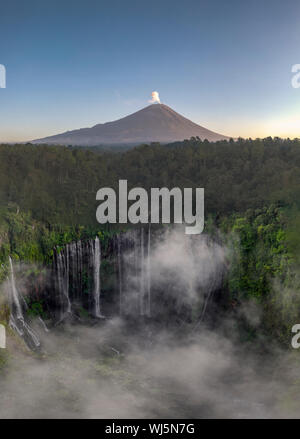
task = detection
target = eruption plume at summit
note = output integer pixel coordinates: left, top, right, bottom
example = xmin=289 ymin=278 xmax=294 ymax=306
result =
xmin=149 ymin=91 xmax=161 ymax=104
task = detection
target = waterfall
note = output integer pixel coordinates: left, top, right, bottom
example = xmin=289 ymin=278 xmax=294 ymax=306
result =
xmin=78 ymin=240 xmax=83 ymax=299
xmin=49 ymin=228 xmax=223 ymax=325
xmin=140 ymin=228 xmax=145 ymax=316
xmin=93 ymin=236 xmax=103 ymax=318
xmin=51 ymin=231 xmax=152 ymax=320
xmin=117 ymin=235 xmax=123 ymax=315
xmin=113 ymin=228 xmax=151 ymax=317
xmin=8 ymin=257 xmax=40 ymax=349
xmin=134 ymin=231 xmax=140 ymax=315
xmin=53 ymin=237 xmax=105 ymax=320
xmin=7 ymin=229 xmax=224 ymax=333
xmin=147 ymin=225 xmax=151 ymax=317
xmin=56 ymin=251 xmax=71 ymax=316
xmin=38 ymin=316 xmax=49 ymax=332
xmin=70 ymin=242 xmax=77 ymax=300
xmin=9 ymin=257 xmax=23 ymax=320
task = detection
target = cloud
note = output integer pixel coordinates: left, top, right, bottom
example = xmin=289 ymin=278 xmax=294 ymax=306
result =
xmin=149 ymin=91 xmax=160 ymax=104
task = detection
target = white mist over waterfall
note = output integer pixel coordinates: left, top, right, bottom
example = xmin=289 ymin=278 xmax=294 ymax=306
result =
xmin=47 ymin=228 xmax=225 ymax=324
xmin=2 ymin=232 xmax=298 ymax=419
xmin=4 ymin=229 xmax=226 ymax=354
xmin=115 ymin=229 xmax=152 ymax=317
xmin=111 ymin=227 xmax=224 ymax=321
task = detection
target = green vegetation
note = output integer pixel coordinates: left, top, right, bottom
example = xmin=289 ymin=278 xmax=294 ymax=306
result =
xmin=221 ymin=205 xmax=300 ymax=344
xmin=0 ymin=138 xmax=300 ymax=226
xmin=0 ymin=138 xmax=300 ymax=345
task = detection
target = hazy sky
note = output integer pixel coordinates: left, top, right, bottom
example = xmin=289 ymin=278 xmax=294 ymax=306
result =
xmin=0 ymin=0 xmax=300 ymax=142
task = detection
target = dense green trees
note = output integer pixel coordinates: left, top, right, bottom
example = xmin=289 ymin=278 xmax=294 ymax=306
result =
xmin=221 ymin=205 xmax=299 ymax=344
xmin=1 ymin=137 xmax=300 ymax=343
xmin=0 ymin=137 xmax=300 ymax=227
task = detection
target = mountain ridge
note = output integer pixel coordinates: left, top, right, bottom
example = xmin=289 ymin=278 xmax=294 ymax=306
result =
xmin=31 ymin=103 xmax=231 ymax=145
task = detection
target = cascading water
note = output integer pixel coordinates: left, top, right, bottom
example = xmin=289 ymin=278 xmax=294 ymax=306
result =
xmin=115 ymin=229 xmax=149 ymax=316
xmin=70 ymin=242 xmax=77 ymax=301
xmin=48 ymin=228 xmax=223 ymax=326
xmin=77 ymin=240 xmax=83 ymax=299
xmin=93 ymin=236 xmax=103 ymax=318
xmin=5 ymin=229 xmax=226 ymax=354
xmin=56 ymin=250 xmax=72 ymax=318
xmin=8 ymin=257 xmax=41 ymax=349
xmin=147 ymin=224 xmax=151 ymax=317
xmin=117 ymin=234 xmax=123 ymax=315
xmin=52 ymin=237 xmax=105 ymax=320
xmin=140 ymin=228 xmax=145 ymax=316
xmin=119 ymin=228 xmax=152 ymax=317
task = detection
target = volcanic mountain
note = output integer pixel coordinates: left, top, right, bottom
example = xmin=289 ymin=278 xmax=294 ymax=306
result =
xmin=32 ymin=103 xmax=230 ymax=145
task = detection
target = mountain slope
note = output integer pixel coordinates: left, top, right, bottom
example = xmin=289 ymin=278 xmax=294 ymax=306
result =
xmin=32 ymin=104 xmax=230 ymax=145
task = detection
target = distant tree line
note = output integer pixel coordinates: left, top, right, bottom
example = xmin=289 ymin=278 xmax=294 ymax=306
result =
xmin=0 ymin=137 xmax=299 ymax=227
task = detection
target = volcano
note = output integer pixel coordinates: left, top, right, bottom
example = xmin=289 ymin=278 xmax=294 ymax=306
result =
xmin=32 ymin=103 xmax=230 ymax=145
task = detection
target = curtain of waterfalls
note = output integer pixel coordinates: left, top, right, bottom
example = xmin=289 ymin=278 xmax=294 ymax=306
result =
xmin=53 ymin=237 xmax=104 ymax=320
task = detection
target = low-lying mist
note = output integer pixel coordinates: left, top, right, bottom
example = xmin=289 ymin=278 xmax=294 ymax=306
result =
xmin=0 ymin=228 xmax=299 ymax=419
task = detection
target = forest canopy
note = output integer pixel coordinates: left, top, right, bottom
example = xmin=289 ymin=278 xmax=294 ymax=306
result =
xmin=1 ymin=137 xmax=300 ymax=343
xmin=0 ymin=137 xmax=300 ymax=227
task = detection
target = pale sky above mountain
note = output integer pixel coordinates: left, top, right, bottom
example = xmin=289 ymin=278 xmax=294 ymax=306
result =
xmin=0 ymin=0 xmax=300 ymax=142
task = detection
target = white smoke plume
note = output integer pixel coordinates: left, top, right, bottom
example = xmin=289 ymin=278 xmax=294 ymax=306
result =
xmin=149 ymin=91 xmax=161 ymax=104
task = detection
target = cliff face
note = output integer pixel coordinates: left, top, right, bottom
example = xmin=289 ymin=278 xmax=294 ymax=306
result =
xmin=4 ymin=226 xmax=227 ymax=353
